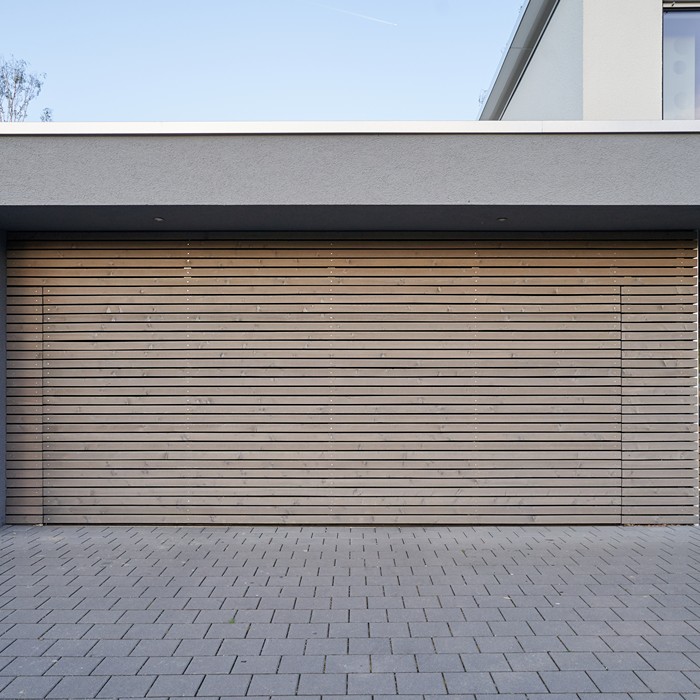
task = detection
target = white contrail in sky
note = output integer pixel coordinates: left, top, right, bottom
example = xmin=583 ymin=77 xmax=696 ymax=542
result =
xmin=307 ymin=1 xmax=398 ymax=26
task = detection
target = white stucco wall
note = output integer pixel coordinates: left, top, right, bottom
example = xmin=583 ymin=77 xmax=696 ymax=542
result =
xmin=503 ymin=0 xmax=583 ymax=121
xmin=501 ymin=0 xmax=663 ymax=121
xmin=582 ymin=0 xmax=662 ymax=120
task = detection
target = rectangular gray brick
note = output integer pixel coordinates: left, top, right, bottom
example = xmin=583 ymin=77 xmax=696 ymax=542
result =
xmin=416 ymin=653 xmax=463 ymax=672
xmin=325 ymin=655 xmax=370 ymax=673
xmin=587 ymin=670 xmax=650 ymax=693
xmin=493 ymin=671 xmax=549 ymax=694
xmin=130 ymin=639 xmax=180 ymax=656
xmin=278 ymin=655 xmax=325 ymax=673
xmin=46 ymin=676 xmax=106 ymax=699
xmin=247 ymin=673 xmax=299 ymax=695
xmin=298 ymin=672 xmax=347 ymax=695
xmin=146 ymin=674 xmax=204 ymax=697
xmin=0 ymin=676 xmax=59 ymax=699
xmin=184 ymin=655 xmax=234 ymax=674
xmin=444 ymin=671 xmax=498 ymax=694
xmin=197 ymin=673 xmax=251 ymax=696
xmin=348 ymin=672 xmax=395 ymax=695
xmin=636 ymin=670 xmax=699 ymax=692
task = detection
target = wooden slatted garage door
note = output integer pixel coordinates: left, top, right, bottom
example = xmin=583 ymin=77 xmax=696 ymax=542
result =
xmin=6 ymin=235 xmax=698 ymax=524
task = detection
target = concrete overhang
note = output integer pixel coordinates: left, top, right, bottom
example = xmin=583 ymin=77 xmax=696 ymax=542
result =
xmin=1 ymin=121 xmax=700 ymax=234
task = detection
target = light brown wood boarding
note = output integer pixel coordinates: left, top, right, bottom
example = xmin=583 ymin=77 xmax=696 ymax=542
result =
xmin=6 ymin=236 xmax=698 ymax=524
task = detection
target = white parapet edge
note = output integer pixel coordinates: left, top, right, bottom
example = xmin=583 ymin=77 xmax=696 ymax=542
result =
xmin=1 ymin=120 xmax=700 ymax=135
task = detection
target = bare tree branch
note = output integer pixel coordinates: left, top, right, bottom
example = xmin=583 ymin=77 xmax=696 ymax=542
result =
xmin=0 ymin=55 xmax=51 ymax=121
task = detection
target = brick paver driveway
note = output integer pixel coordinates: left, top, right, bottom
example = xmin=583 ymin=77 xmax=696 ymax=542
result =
xmin=0 ymin=526 xmax=699 ymax=699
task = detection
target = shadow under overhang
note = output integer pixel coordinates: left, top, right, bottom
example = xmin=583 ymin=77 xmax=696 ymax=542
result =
xmin=2 ymin=205 xmax=699 ymax=234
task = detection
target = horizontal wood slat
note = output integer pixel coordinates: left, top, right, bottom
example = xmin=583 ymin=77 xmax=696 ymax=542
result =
xmin=6 ymin=236 xmax=698 ymax=525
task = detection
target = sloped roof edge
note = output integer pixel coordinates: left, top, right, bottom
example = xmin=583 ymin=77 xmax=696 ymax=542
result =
xmin=478 ymin=0 xmax=560 ymax=121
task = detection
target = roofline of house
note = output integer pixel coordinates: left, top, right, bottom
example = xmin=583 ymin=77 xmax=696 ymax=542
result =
xmin=478 ymin=0 xmax=561 ymax=121
xmin=1 ymin=119 xmax=700 ymax=135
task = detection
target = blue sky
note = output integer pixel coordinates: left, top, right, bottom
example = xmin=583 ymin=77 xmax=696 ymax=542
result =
xmin=2 ymin=0 xmax=524 ymax=121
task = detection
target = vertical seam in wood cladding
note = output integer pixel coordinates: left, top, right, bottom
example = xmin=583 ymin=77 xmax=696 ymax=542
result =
xmin=40 ymin=286 xmax=44 ymax=525
xmin=619 ymin=283 xmax=623 ymax=524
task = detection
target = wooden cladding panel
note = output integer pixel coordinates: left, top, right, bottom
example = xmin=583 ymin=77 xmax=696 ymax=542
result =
xmin=6 ymin=237 xmax=698 ymax=525
xmin=621 ymin=245 xmax=699 ymax=523
xmin=6 ymin=289 xmax=43 ymax=524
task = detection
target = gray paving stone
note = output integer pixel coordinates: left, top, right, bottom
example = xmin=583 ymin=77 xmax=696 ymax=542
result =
xmin=603 ymin=635 xmax=657 ymax=652
xmin=4 ymin=611 xmax=49 ymax=624
xmin=184 ymin=655 xmax=234 ymax=674
xmin=329 ymin=622 xmax=369 ymax=638
xmin=88 ymin=639 xmax=137 ymax=657
xmin=157 ymin=610 xmax=198 ymax=624
xmin=196 ymin=673 xmax=251 ymax=696
xmin=45 ymin=639 xmax=97 ymax=657
xmin=538 ymin=669 xmax=603 ymax=693
xmin=0 ymin=676 xmax=59 ymax=699
xmin=594 ymin=651 xmax=653 ymax=671
xmin=325 ymin=654 xmax=370 ymax=673
xmin=588 ymin=670 xmax=650 ymax=693
xmin=124 ymin=623 xmax=171 ymax=640
xmin=515 ymin=635 xmax=566 ymax=654
xmin=443 ymin=671 xmax=497 ymax=693
xmin=232 ymin=655 xmax=280 ymax=674
xmin=492 ymin=671 xmax=549 ymax=693
xmin=349 ymin=638 xmax=391 ymax=655
xmin=174 ymin=638 xmax=222 ymax=656
xmin=409 ymin=621 xmax=451 ymax=637
xmin=371 ymin=654 xmax=416 ymax=673
xmin=247 ymin=673 xmax=299 ymax=695
xmin=370 ymin=622 xmax=410 ymax=638
xmin=3 ymin=623 xmax=53 ymax=639
xmin=475 ymin=636 xmax=522 ymax=653
xmin=307 ymin=638 xmax=347 ymax=655
xmin=0 ymin=657 xmax=56 ymax=676
xmin=91 ymin=656 xmax=146 ymax=675
xmin=416 ymin=653 xmax=463 ymax=672
xmin=246 ymin=622 xmax=289 ymax=638
xmin=560 ymin=635 xmax=611 ymax=652
xmin=46 ymin=675 xmax=107 ymax=699
xmin=139 ymin=655 xmax=191 ymax=675
xmin=80 ymin=611 xmax=123 ymax=624
xmin=347 ymin=672 xmax=396 ymax=694
xmin=130 ymin=639 xmax=180 ymax=656
xmin=641 ymin=652 xmax=700 ymax=670
xmin=395 ymin=671 xmax=445 ymax=694
xmin=637 ymin=670 xmax=700 ymax=692
xmin=146 ymin=673 xmax=204 ymax=697
xmin=298 ymin=673 xmax=347 ymax=695
xmin=43 ymin=657 xmax=102 ymax=676
xmin=278 ymin=654 xmax=325 ymax=674
xmin=391 ymin=638 xmax=435 ymax=654
xmin=431 ymin=636 xmax=478 ymax=655
xmin=649 ymin=636 xmax=700 ymax=652
xmin=506 ymin=651 xmax=558 ymax=671
xmin=256 ymin=638 xmax=297 ymax=655
xmin=82 ymin=623 xmax=132 ymax=639
xmin=118 ymin=610 xmax=160 ymax=624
